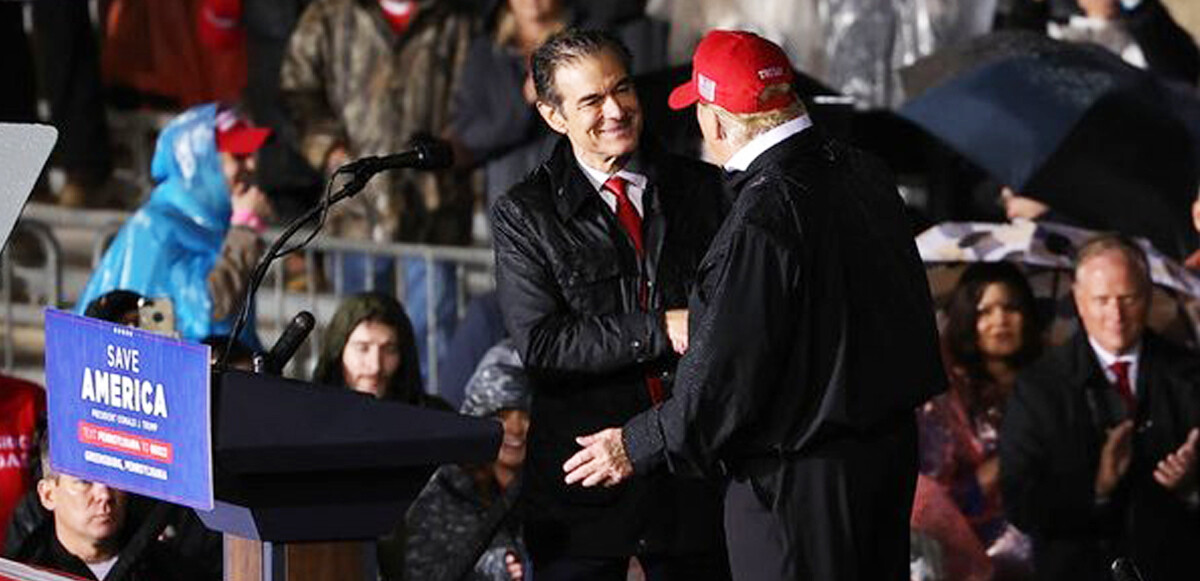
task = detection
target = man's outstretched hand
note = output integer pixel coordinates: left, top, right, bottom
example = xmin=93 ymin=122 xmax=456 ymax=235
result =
xmin=563 ymin=428 xmax=633 ymax=488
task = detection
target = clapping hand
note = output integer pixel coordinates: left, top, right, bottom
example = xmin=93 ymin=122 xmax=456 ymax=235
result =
xmin=1155 ymin=428 xmax=1200 ymax=495
xmin=1095 ymin=420 xmax=1135 ymax=499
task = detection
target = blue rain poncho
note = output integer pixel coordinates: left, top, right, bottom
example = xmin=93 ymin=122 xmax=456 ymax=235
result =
xmin=76 ymin=104 xmax=261 ymax=348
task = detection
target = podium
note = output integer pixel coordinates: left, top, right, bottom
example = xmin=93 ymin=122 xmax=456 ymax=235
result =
xmin=198 ymin=370 xmax=501 ymax=581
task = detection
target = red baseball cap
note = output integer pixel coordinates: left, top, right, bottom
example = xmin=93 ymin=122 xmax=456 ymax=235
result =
xmin=668 ymin=30 xmax=796 ymax=114
xmin=215 ymin=108 xmax=272 ymax=156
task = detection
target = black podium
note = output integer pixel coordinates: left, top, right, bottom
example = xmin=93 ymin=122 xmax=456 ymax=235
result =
xmin=196 ymin=370 xmax=501 ymax=580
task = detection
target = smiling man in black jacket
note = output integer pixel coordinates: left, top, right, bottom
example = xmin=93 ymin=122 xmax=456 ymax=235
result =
xmin=564 ymin=30 xmax=946 ymax=580
xmin=1000 ymin=235 xmax=1200 ymax=581
xmin=490 ymin=28 xmax=729 ymax=581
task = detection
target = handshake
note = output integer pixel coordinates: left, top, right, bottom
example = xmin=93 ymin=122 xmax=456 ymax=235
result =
xmin=560 ymin=309 xmax=693 ymax=489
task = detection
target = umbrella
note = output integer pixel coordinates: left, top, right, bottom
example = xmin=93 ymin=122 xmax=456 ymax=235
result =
xmin=903 ymin=30 xmax=1200 ymax=164
xmin=917 ymin=220 xmax=1200 ymax=347
xmin=899 ymin=31 xmax=1199 ymax=259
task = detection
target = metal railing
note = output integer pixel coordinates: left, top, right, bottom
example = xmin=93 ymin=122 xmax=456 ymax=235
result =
xmin=0 ymin=218 xmax=65 ymax=370
xmin=0 ymin=203 xmax=496 ymax=393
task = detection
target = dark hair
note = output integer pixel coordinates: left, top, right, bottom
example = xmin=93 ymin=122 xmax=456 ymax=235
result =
xmin=37 ymin=425 xmax=52 ymax=481
xmin=943 ymin=262 xmax=1042 ymax=382
xmin=531 ymin=28 xmax=632 ymax=108
xmin=313 ymin=292 xmax=424 ymax=404
xmin=84 ymin=290 xmax=144 ymax=324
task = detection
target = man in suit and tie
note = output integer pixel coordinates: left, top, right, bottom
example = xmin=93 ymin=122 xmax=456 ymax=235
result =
xmin=490 ymin=28 xmax=730 ymax=580
xmin=1001 ymin=234 xmax=1200 ymax=581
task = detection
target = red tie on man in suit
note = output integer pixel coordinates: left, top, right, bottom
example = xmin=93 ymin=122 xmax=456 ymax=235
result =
xmin=604 ymin=175 xmax=664 ymax=404
xmin=1109 ymin=360 xmax=1137 ymax=415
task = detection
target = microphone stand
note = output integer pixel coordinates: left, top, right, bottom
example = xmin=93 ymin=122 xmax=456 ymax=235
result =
xmin=217 ymin=167 xmax=373 ymax=371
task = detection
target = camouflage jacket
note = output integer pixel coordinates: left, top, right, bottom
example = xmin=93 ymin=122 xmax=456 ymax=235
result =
xmin=402 ymin=464 xmax=524 ymax=581
xmin=281 ymin=0 xmax=476 ymax=244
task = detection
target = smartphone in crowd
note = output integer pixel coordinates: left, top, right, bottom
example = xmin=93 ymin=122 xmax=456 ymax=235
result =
xmin=137 ymin=297 xmax=177 ymax=337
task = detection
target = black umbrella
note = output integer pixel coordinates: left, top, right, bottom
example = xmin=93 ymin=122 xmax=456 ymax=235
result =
xmin=898 ymin=31 xmax=1199 ymax=259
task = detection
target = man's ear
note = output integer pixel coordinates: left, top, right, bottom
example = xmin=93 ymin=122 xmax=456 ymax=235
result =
xmin=537 ymin=101 xmax=569 ymax=136
xmin=696 ymin=105 xmax=724 ymax=143
xmin=711 ymin=111 xmax=729 ymax=143
xmin=37 ymin=478 xmax=56 ymax=511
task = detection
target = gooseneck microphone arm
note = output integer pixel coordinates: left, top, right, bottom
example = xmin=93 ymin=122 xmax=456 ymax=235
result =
xmin=217 ymin=140 xmax=453 ymax=370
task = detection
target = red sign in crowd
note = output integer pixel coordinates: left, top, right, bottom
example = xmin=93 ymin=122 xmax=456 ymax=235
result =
xmin=0 ymin=375 xmax=44 ymax=549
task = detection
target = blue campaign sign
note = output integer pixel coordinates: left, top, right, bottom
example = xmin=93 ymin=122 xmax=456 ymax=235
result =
xmin=43 ymin=308 xmax=213 ymax=510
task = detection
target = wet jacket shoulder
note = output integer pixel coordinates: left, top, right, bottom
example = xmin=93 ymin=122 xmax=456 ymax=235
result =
xmin=625 ymin=128 xmax=945 ymax=475
xmin=3 ymin=492 xmax=46 ymax=559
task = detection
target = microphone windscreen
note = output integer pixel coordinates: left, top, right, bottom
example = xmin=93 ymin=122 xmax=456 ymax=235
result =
xmin=415 ymin=139 xmax=454 ymax=169
xmin=266 ymin=311 xmax=316 ymax=374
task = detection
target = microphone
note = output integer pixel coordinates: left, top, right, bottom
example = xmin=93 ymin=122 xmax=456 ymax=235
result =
xmin=342 ymin=139 xmax=454 ymax=175
xmin=265 ymin=311 xmax=315 ymax=375
xmin=222 ymin=141 xmax=443 ymax=367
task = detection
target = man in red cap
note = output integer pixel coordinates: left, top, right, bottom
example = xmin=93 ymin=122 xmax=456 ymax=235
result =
xmin=564 ymin=30 xmax=946 ymax=580
xmin=77 ymin=103 xmax=273 ymax=345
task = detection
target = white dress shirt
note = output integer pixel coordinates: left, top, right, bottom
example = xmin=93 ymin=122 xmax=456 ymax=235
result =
xmin=1089 ymin=336 xmax=1142 ymax=397
xmin=574 ymin=154 xmax=649 ymax=218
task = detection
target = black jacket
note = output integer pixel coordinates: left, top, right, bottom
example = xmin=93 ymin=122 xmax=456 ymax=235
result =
xmin=5 ymin=493 xmax=221 ymax=581
xmin=1001 ymin=331 xmax=1200 ymax=581
xmin=8 ymin=517 xmax=200 ymax=581
xmin=623 ymin=127 xmax=945 ymax=475
xmin=491 ymin=137 xmax=727 ymax=558
xmin=620 ymin=127 xmax=944 ymax=580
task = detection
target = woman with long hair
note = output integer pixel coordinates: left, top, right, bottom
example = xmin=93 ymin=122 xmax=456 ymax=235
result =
xmin=914 ymin=262 xmax=1042 ymax=581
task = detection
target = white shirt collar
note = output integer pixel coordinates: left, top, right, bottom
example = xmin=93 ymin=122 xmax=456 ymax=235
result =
xmin=723 ymin=114 xmax=813 ymax=173
xmin=574 ymin=154 xmax=648 ymax=192
xmin=573 ymin=153 xmax=648 ymax=217
xmin=1065 ymin=15 xmax=1117 ymax=31
xmin=1088 ymin=336 xmax=1142 ymax=393
xmin=86 ymin=555 xmax=119 ymax=581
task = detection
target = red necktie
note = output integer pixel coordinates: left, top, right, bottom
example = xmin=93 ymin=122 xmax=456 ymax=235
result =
xmin=604 ymin=176 xmax=643 ymax=257
xmin=1109 ymin=360 xmax=1137 ymax=415
xmin=603 ymin=175 xmax=663 ymax=404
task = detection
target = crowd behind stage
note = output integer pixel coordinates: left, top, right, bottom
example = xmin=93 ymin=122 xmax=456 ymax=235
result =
xmin=4 ymin=0 xmax=1200 ymax=580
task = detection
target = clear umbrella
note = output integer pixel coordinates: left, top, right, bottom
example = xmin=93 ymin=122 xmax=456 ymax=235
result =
xmin=917 ymin=220 xmax=1200 ymax=347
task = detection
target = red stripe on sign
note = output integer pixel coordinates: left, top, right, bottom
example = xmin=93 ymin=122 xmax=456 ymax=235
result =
xmin=77 ymin=421 xmax=174 ymax=464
